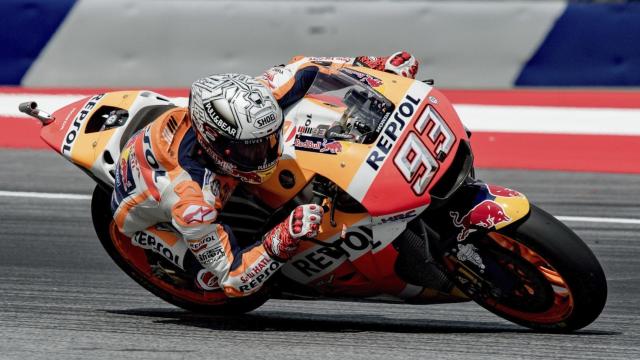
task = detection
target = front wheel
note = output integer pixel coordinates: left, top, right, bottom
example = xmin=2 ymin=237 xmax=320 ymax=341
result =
xmin=441 ymin=204 xmax=607 ymax=332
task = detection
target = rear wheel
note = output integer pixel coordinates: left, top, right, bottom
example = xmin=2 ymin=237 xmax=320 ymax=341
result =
xmin=91 ymin=185 xmax=268 ymax=314
xmin=441 ymin=204 xmax=607 ymax=332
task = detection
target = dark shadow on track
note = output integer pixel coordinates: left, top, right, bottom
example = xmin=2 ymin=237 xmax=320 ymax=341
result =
xmin=107 ymin=308 xmax=619 ymax=335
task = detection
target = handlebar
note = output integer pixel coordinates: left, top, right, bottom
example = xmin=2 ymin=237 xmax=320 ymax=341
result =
xmin=18 ymin=101 xmax=37 ymax=114
xmin=18 ymin=101 xmax=55 ymax=125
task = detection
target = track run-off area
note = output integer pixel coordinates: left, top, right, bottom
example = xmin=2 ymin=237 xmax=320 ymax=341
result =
xmin=0 ymin=149 xmax=639 ymax=360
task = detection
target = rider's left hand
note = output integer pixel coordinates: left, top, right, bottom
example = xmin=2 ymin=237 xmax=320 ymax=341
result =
xmin=384 ymin=51 xmax=419 ymax=79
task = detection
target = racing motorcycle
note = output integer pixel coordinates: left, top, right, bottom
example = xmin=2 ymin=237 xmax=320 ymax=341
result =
xmin=20 ymin=64 xmax=607 ymax=332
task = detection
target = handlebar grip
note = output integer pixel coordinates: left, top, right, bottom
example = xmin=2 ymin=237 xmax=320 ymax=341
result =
xmin=18 ymin=102 xmax=37 ymax=115
xmin=311 ymin=194 xmax=330 ymax=212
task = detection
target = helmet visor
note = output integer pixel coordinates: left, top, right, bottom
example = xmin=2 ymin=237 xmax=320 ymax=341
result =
xmin=209 ymin=129 xmax=282 ymax=172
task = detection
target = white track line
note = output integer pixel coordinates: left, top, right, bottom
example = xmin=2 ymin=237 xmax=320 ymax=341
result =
xmin=556 ymin=216 xmax=640 ymax=225
xmin=1 ymin=190 xmax=639 ymax=225
xmin=0 ymin=190 xmax=91 ymax=200
xmin=456 ymin=104 xmax=640 ymax=136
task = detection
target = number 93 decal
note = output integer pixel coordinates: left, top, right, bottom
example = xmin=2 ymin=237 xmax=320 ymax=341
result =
xmin=393 ymin=106 xmax=455 ymax=195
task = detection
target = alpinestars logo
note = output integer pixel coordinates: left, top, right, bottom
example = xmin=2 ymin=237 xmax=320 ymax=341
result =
xmin=183 ymin=205 xmax=217 ymax=224
xmin=268 ymin=228 xmax=282 ymax=256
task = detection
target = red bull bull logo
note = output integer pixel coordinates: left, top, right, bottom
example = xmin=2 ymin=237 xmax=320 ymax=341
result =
xmin=450 ymin=200 xmax=511 ymax=241
xmin=321 ymin=140 xmax=343 ymax=154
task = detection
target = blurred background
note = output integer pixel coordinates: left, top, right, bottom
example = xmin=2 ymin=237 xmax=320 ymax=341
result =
xmin=2 ymin=0 xmax=638 ymax=172
xmin=2 ymin=0 xmax=639 ymax=88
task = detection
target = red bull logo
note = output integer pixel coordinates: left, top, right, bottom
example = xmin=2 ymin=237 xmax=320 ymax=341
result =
xmin=320 ymin=140 xmax=342 ymax=154
xmin=450 ymin=200 xmax=511 ymax=241
xmin=342 ymin=68 xmax=383 ymax=88
xmin=486 ymin=185 xmax=522 ymax=198
xmin=119 ymin=158 xmax=129 ymax=190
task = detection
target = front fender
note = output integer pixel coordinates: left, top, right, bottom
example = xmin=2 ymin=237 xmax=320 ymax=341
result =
xmin=424 ymin=181 xmax=530 ymax=248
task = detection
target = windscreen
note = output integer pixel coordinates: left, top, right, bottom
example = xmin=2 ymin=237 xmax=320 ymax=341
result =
xmin=305 ymin=69 xmax=394 ymax=144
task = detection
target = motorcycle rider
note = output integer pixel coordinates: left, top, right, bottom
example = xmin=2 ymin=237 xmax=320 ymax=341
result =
xmin=111 ymin=51 xmax=419 ymax=298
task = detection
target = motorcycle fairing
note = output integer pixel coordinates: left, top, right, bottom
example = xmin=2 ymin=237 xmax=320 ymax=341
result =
xmin=255 ymin=68 xmax=472 ymax=298
xmin=425 ymin=181 xmax=531 ymax=250
xmin=280 ymin=209 xmax=418 ymax=297
xmin=347 ymin=85 xmax=468 ymax=216
xmin=255 ymin=68 xmax=469 ymax=218
xmin=40 ymin=91 xmax=176 ymax=186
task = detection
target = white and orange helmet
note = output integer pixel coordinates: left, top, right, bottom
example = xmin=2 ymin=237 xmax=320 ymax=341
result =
xmin=189 ymin=74 xmax=283 ymax=184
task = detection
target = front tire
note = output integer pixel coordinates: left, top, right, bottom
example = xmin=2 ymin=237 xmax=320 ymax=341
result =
xmin=91 ymin=185 xmax=268 ymax=314
xmin=442 ymin=204 xmax=607 ymax=332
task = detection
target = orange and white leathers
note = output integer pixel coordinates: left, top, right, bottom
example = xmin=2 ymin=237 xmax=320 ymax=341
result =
xmin=111 ymin=108 xmax=280 ymax=298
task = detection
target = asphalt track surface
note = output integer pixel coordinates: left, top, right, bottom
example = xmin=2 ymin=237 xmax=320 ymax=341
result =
xmin=1 ymin=149 xmax=638 ymax=360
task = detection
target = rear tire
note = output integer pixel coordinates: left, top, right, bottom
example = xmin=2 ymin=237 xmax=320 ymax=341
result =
xmin=444 ymin=204 xmax=607 ymax=332
xmin=91 ymin=185 xmax=268 ymax=314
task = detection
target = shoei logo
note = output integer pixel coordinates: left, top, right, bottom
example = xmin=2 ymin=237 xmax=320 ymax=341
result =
xmin=256 ymin=113 xmax=277 ymax=129
xmin=205 ymin=101 xmax=237 ymax=137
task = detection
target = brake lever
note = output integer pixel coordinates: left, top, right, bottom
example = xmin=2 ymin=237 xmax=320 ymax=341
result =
xmin=304 ymin=189 xmax=346 ymax=255
xmin=311 ymin=193 xmax=337 ymax=227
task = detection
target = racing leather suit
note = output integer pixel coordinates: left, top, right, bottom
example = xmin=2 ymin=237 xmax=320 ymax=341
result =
xmin=111 ymin=53 xmax=418 ymax=298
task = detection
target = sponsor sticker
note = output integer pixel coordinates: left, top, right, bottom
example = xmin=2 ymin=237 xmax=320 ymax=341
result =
xmin=456 ymin=243 xmax=485 ymax=270
xmin=210 ymin=179 xmax=221 ymax=198
xmin=188 ymin=232 xmax=218 ymax=253
xmin=289 ymin=226 xmax=380 ymax=278
xmin=196 ymin=246 xmax=225 ymax=265
xmin=378 ymin=209 xmax=417 ymax=224
xmin=182 ymin=205 xmax=217 ymax=224
xmin=366 ymin=93 xmax=421 ymax=171
xmin=117 ymin=157 xmax=134 ymax=192
xmin=204 ymin=101 xmax=237 ymax=137
xmin=308 ymin=56 xmax=353 ymax=63
xmin=486 ymin=185 xmax=522 ymax=198
xmin=132 ymin=231 xmax=184 ymax=268
xmin=255 ymin=113 xmax=277 ymax=128
xmin=237 ymin=257 xmax=281 ymax=292
xmin=61 ymin=94 xmax=104 ymax=155
xmin=297 ymin=125 xmax=328 ymax=138
xmin=342 ymin=68 xmax=384 ymax=88
xmin=450 ymin=200 xmax=511 ymax=241
xmin=294 ymin=135 xmax=342 ymax=154
xmin=196 ymin=269 xmax=220 ymax=290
